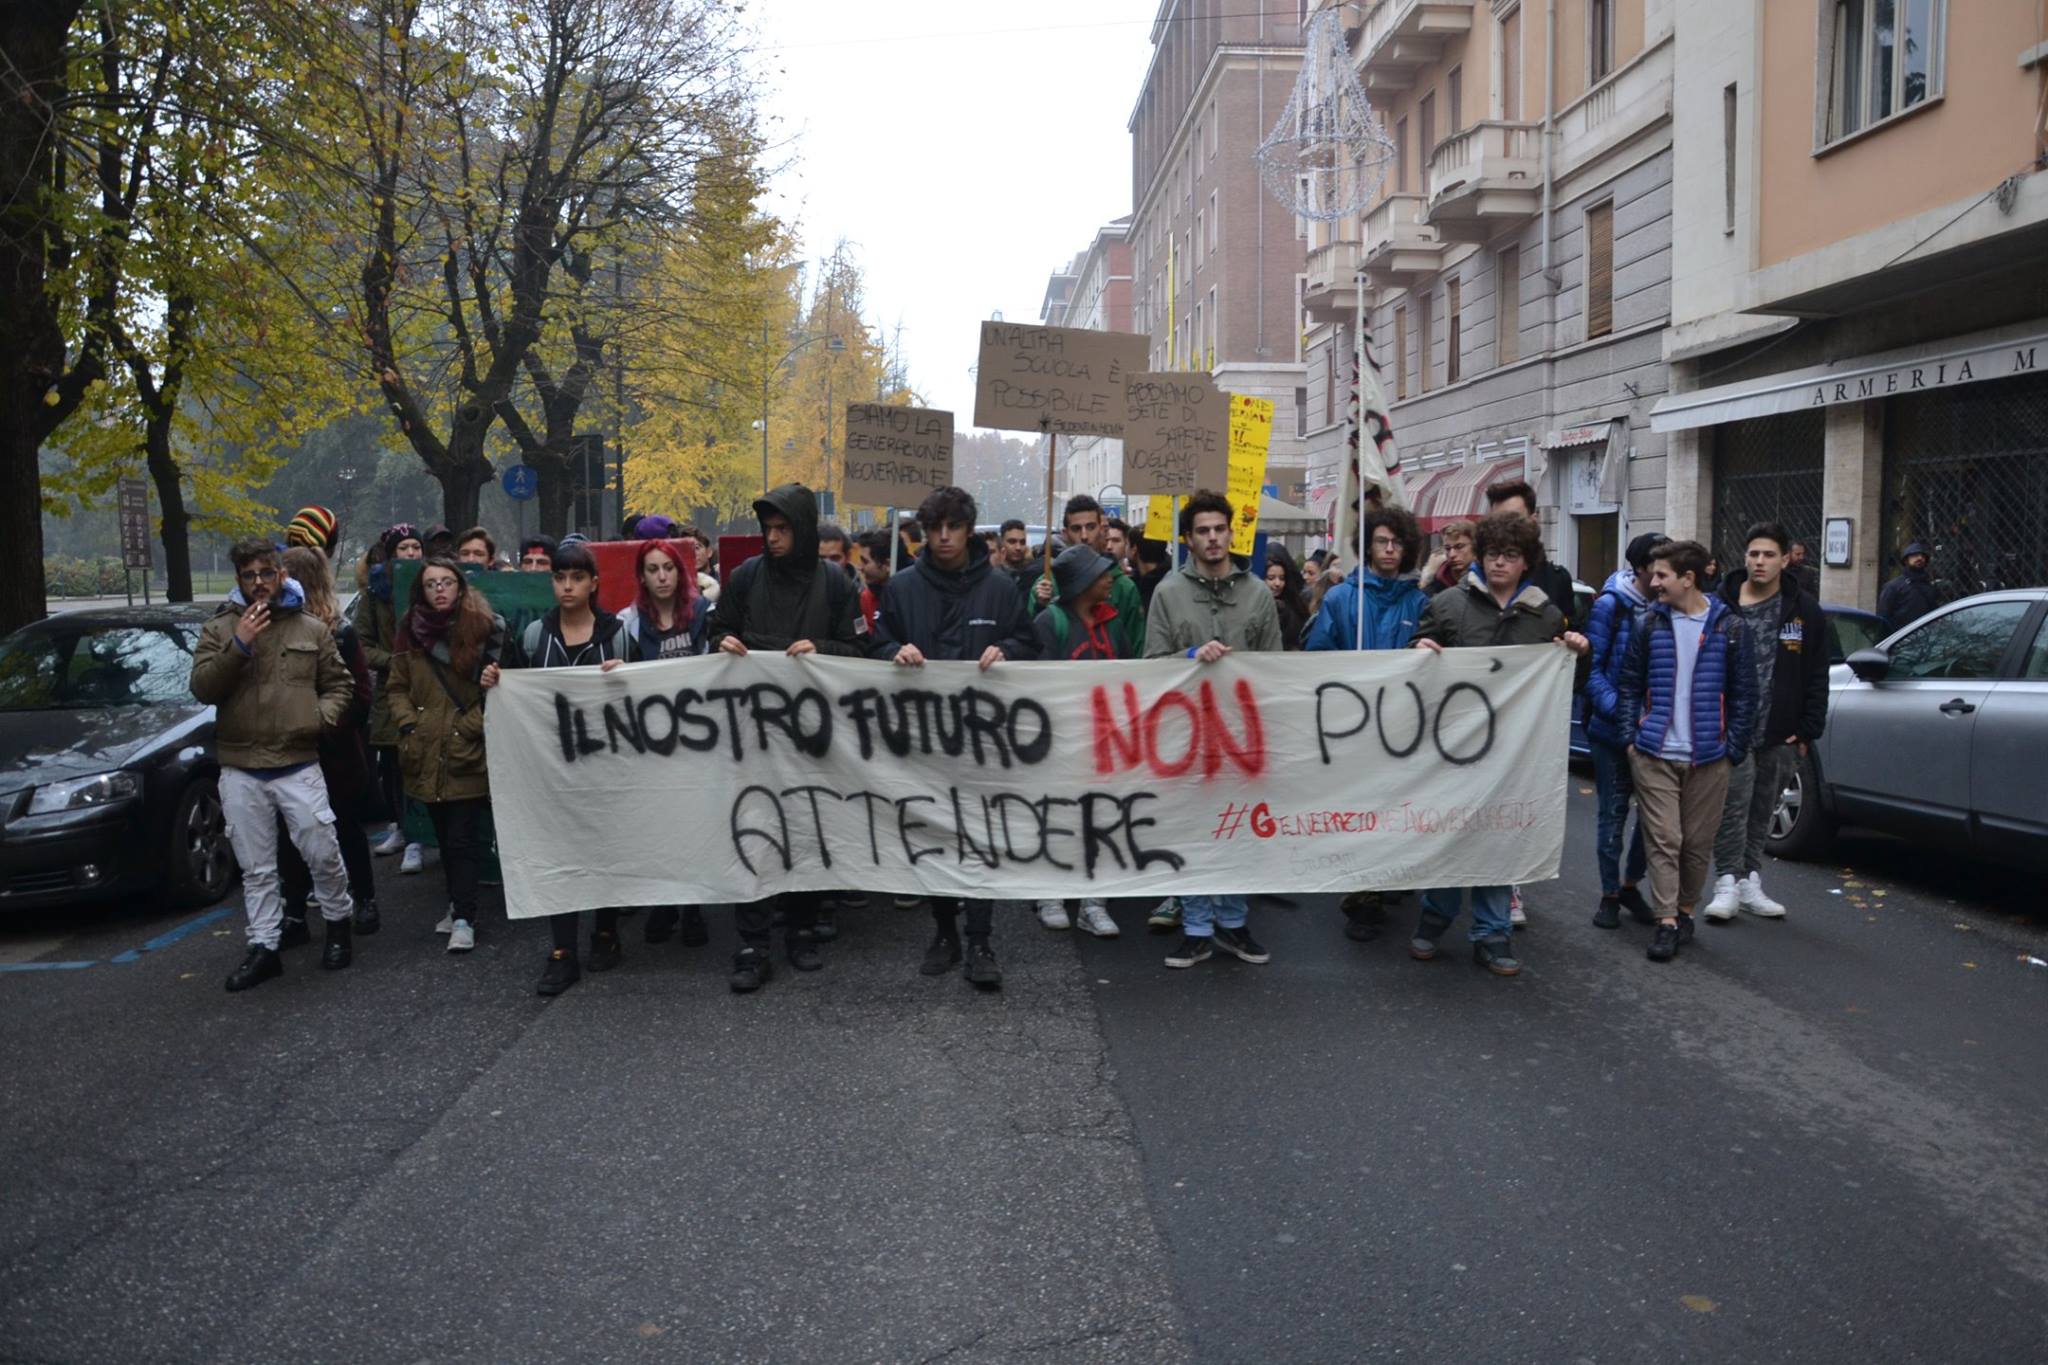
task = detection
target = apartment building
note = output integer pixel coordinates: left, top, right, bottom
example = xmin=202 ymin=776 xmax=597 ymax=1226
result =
xmin=1305 ymin=0 xmax=1675 ymax=581
xmin=1128 ymin=1 xmax=1310 ymax=500
xmin=1037 ymin=218 xmax=1136 ymax=503
xmin=1652 ymin=0 xmax=2048 ymax=608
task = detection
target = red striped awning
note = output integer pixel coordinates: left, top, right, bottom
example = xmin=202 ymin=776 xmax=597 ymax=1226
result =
xmin=1415 ymin=455 xmax=1524 ymax=532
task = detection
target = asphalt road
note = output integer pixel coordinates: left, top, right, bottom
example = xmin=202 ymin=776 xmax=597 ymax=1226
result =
xmin=2 ymin=789 xmax=2044 ymax=1364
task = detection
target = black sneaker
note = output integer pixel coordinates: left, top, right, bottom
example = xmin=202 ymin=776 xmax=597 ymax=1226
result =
xmin=644 ymin=907 xmax=679 ymax=944
xmin=963 ymin=940 xmax=1002 ymax=988
xmin=352 ymin=897 xmax=381 ymax=935
xmin=586 ymin=930 xmax=622 ymax=973
xmin=1592 ymin=895 xmax=1622 ymax=930
xmin=830 ymin=891 xmax=871 ymax=911
xmin=1473 ymin=935 xmax=1522 ymax=976
xmin=895 ymin=895 xmax=928 ymax=911
xmin=320 ymin=916 xmax=353 ymax=971
xmin=1409 ymin=910 xmax=1454 ymax=961
xmin=813 ymin=906 xmax=840 ymax=943
xmin=920 ymin=932 xmax=962 ymax=976
xmin=730 ymin=947 xmax=772 ymax=992
xmin=1164 ymin=934 xmax=1213 ymax=969
xmin=1677 ymin=912 xmax=1697 ymax=946
xmin=1617 ymin=885 xmax=1656 ymax=925
xmin=278 ymin=915 xmax=311 ymax=949
xmin=786 ymin=931 xmax=823 ymax=972
xmin=1341 ymin=890 xmax=1385 ymax=942
xmin=1212 ymin=924 xmax=1271 ymax=964
xmin=224 ymin=945 xmax=282 ymax=993
xmin=537 ymin=949 xmax=581 ymax=996
xmin=1647 ymin=921 xmax=1681 ymax=963
xmin=679 ymin=906 xmax=709 ymax=947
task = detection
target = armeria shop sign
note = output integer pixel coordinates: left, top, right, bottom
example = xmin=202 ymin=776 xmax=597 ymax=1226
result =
xmin=1651 ymin=330 xmax=2047 ymax=433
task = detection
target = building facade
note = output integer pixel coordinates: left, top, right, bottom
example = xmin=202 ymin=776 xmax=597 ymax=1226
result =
xmin=1038 ymin=218 xmax=1135 ymax=504
xmin=1653 ymin=0 xmax=2048 ymax=609
xmin=1127 ymin=1 xmax=1310 ymax=500
xmin=1302 ymin=0 xmax=1675 ymax=583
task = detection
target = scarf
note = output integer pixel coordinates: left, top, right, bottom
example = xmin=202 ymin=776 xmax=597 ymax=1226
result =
xmin=406 ymin=604 xmax=457 ymax=655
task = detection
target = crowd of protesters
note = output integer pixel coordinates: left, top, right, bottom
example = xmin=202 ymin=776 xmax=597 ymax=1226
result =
xmin=196 ymin=474 xmax=1828 ymax=997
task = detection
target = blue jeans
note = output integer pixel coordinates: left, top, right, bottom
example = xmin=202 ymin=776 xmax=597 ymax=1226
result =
xmin=1181 ymin=894 xmax=1248 ymax=937
xmin=1421 ymin=885 xmax=1513 ymax=943
xmin=1590 ymin=737 xmax=1648 ymax=896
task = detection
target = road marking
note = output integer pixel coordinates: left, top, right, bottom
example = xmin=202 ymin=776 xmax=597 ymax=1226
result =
xmin=1 ymin=905 xmax=236 ymax=974
xmin=0 ymin=960 xmax=97 ymax=972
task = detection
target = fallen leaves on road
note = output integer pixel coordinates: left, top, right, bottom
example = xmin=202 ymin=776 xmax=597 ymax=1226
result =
xmin=637 ymin=1323 xmax=666 ymax=1339
xmin=1680 ymin=1295 xmax=1718 ymax=1313
xmin=1962 ymin=962 xmax=1980 ymax=969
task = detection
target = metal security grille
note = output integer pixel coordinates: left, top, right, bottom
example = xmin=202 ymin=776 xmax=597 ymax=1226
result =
xmin=1884 ymin=373 xmax=2048 ymax=596
xmin=1712 ymin=410 xmax=1825 ymax=572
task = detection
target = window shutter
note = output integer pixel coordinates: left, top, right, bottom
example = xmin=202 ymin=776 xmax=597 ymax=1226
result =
xmin=1586 ymin=203 xmax=1614 ymax=339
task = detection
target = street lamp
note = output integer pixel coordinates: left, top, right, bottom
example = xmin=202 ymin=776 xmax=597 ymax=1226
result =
xmin=760 ymin=325 xmax=846 ymax=495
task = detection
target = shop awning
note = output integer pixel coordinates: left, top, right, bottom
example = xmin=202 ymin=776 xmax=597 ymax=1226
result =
xmin=1414 ymin=455 xmax=1523 ymax=531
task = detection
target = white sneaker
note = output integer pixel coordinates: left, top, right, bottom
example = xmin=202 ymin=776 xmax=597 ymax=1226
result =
xmin=399 ymin=843 xmax=424 ymax=875
xmin=1036 ymin=898 xmax=1071 ymax=930
xmin=447 ymin=920 xmax=476 ymax=952
xmin=1703 ymin=873 xmax=1739 ymax=921
xmin=1739 ymin=872 xmax=1786 ymax=918
xmin=1508 ymin=886 xmax=1526 ymax=926
xmin=373 ymin=828 xmax=407 ymax=856
xmin=435 ymin=906 xmax=454 ymax=934
xmin=1076 ymin=900 xmax=1120 ymax=938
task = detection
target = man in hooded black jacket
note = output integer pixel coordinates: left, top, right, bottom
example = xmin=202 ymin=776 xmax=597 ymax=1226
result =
xmin=708 ymin=483 xmax=864 ymax=992
xmin=871 ymin=484 xmax=1038 ymax=989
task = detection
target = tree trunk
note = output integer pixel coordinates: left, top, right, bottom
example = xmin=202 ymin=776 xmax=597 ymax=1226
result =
xmin=143 ymin=410 xmax=193 ymax=602
xmin=436 ymin=412 xmax=494 ymax=531
xmin=0 ymin=1 xmax=87 ymax=634
xmin=534 ymin=446 xmax=574 ymax=538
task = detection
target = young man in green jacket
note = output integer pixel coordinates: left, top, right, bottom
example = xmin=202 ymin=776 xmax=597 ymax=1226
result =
xmin=191 ymin=539 xmax=359 ymax=992
xmin=1143 ymin=490 xmax=1283 ymax=969
xmin=1030 ymin=494 xmax=1147 ymax=658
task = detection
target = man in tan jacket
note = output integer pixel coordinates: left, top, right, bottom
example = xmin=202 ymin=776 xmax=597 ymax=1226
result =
xmin=191 ymin=539 xmax=357 ymax=992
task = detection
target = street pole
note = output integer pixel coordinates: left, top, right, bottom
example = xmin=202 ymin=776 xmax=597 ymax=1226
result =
xmin=761 ymin=319 xmax=771 ymax=496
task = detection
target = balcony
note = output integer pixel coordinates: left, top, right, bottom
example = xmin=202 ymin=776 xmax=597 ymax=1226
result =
xmin=1425 ymin=120 xmax=1540 ymax=241
xmin=1303 ymin=239 xmax=1363 ymax=321
xmin=1553 ymin=34 xmax=1674 ymax=181
xmin=1360 ymin=193 xmax=1447 ymax=283
xmin=1356 ymin=0 xmax=1475 ymax=92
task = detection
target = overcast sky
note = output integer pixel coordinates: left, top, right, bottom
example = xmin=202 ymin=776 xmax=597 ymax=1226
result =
xmin=750 ymin=2 xmax=1158 ymax=429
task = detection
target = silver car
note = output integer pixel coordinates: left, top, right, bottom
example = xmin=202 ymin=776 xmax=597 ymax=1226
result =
xmin=1770 ymin=588 xmax=2048 ymax=865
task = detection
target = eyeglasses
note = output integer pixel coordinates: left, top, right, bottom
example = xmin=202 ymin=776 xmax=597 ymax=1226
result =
xmin=1482 ymin=550 xmax=1525 ymax=563
xmin=236 ymin=568 xmax=279 ymax=583
xmin=421 ymin=577 xmax=461 ymax=593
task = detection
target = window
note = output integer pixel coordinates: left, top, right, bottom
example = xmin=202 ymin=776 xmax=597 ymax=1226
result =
xmin=1194 ymin=120 xmax=1204 ymax=177
xmin=1297 ymin=175 xmax=1311 ymax=239
xmin=1824 ymin=0 xmax=1945 ymax=144
xmin=1395 ymin=117 xmax=1411 ymax=194
xmin=1195 ymin=211 xmax=1205 ymax=268
xmin=1886 ymin=602 xmax=2031 ymax=680
xmin=1324 ymin=343 xmax=1336 ymax=426
xmin=1419 ymin=294 xmax=1435 ymax=392
xmin=1589 ymin=0 xmax=1615 ymax=84
xmin=1208 ymin=102 xmax=1218 ymax=157
xmin=1192 ymin=304 xmax=1203 ymax=367
xmin=1206 ymin=287 xmax=1216 ymax=366
xmin=1207 ymin=192 xmax=1217 ymax=254
xmin=1723 ymin=83 xmax=1739 ymax=234
xmin=1500 ymin=7 xmax=1521 ymax=119
xmin=2021 ymin=614 xmax=2048 ymax=679
xmin=1446 ymin=277 xmax=1462 ymax=384
xmin=1497 ymin=245 xmax=1520 ymax=364
xmin=1394 ymin=305 xmax=1409 ymax=398
xmin=1418 ymin=93 xmax=1436 ymax=176
xmin=1294 ymin=386 xmax=1308 ymax=438
xmin=1584 ymin=201 xmax=1614 ymax=339
xmin=1447 ymin=66 xmax=1463 ymax=136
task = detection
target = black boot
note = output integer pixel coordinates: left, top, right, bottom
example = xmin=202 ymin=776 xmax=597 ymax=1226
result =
xmin=321 ymin=916 xmax=353 ymax=971
xmin=1341 ymin=890 xmax=1385 ymax=942
xmin=225 ymin=944 xmax=282 ymax=993
xmin=813 ymin=905 xmax=839 ymax=943
xmin=644 ymin=907 xmax=680 ymax=944
xmin=730 ymin=946 xmax=773 ymax=992
xmin=679 ymin=905 xmax=709 ymax=947
xmin=278 ymin=914 xmax=311 ymax=948
xmin=352 ymin=896 xmax=381 ymax=935
xmin=786 ymin=930 xmax=823 ymax=972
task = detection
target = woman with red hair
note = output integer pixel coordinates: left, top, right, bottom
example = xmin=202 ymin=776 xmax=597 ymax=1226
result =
xmin=616 ymin=537 xmax=710 ymax=947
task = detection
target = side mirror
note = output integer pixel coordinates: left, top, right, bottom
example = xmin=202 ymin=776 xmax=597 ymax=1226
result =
xmin=1846 ymin=647 xmax=1891 ymax=682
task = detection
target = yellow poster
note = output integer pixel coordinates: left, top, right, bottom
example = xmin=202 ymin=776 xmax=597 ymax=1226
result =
xmin=1142 ymin=494 xmax=1174 ymax=542
xmin=1226 ymin=394 xmax=1275 ymax=556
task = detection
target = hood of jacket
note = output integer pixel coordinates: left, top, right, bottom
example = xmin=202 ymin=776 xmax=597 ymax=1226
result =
xmin=1601 ymin=567 xmax=1647 ymax=607
xmin=1459 ymin=573 xmax=1552 ymax=615
xmin=753 ymin=483 xmax=820 ymax=581
xmin=226 ymin=578 xmax=307 ymax=613
xmin=1347 ymin=566 xmax=1425 ymax=601
xmin=915 ymin=536 xmax=996 ymax=593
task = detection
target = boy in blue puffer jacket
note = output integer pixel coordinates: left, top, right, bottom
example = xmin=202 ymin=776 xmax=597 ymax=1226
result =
xmin=1581 ymin=533 xmax=1667 ymax=931
xmin=1617 ymin=540 xmax=1757 ymax=963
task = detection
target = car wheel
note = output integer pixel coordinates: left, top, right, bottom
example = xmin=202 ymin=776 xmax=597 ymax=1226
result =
xmin=1766 ymin=749 xmax=1834 ymax=861
xmin=166 ymin=778 xmax=237 ymax=906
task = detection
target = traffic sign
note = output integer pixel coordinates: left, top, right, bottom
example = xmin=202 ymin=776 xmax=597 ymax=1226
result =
xmin=501 ymin=464 xmax=539 ymax=501
xmin=117 ymin=477 xmax=151 ymax=569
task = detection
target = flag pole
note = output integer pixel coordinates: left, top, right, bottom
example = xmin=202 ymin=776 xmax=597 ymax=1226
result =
xmin=1042 ymin=423 xmax=1059 ymax=576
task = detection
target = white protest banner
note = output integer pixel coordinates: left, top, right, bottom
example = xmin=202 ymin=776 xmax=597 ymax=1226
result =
xmin=1121 ymin=372 xmax=1229 ymax=496
xmin=842 ymin=403 xmax=954 ymax=508
xmin=485 ymin=649 xmax=1572 ymax=915
xmin=972 ymin=322 xmax=1150 ymax=437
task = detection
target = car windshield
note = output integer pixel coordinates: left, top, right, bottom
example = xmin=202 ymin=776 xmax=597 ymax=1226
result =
xmin=1827 ymin=612 xmax=1885 ymax=663
xmin=0 ymin=623 xmax=199 ymax=710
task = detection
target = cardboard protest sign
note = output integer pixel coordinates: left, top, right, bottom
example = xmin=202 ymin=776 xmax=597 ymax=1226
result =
xmin=1226 ymin=394 xmax=1275 ymax=556
xmin=843 ymin=404 xmax=954 ymax=508
xmin=1121 ymin=373 xmax=1229 ymax=496
xmin=1141 ymin=495 xmax=1174 ymax=543
xmin=485 ymin=648 xmax=1573 ymax=913
xmin=972 ymin=322 xmax=1149 ymax=437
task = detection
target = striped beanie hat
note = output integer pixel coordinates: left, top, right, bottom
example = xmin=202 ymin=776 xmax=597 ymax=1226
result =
xmin=285 ymin=505 xmax=339 ymax=551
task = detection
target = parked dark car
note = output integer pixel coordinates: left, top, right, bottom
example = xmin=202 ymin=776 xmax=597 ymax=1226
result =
xmin=1770 ymin=589 xmax=2048 ymax=866
xmin=0 ymin=606 xmax=236 ymax=909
